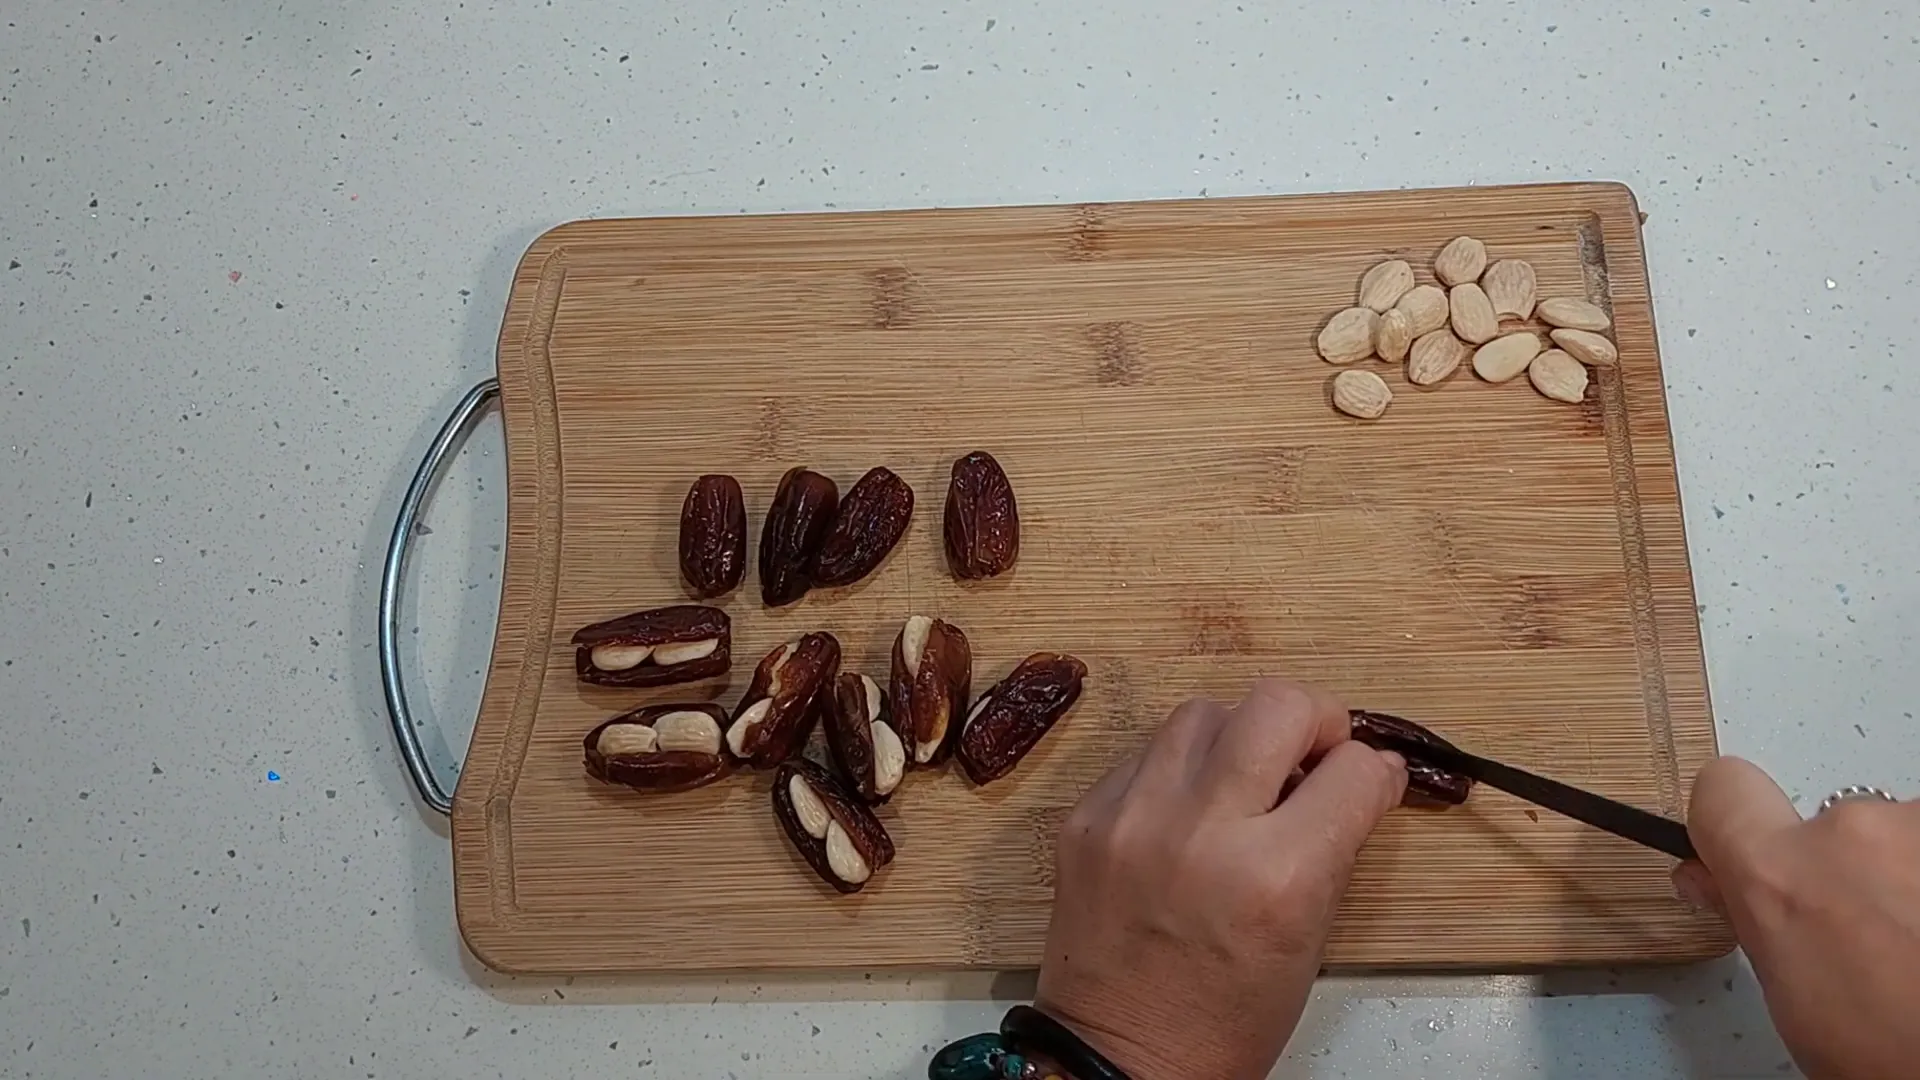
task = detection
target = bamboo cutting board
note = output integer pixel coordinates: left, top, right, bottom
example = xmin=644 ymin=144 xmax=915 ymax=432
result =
xmin=452 ymin=183 xmax=1729 ymax=975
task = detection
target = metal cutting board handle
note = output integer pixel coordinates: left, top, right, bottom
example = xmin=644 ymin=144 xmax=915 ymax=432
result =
xmin=377 ymin=378 xmax=501 ymax=816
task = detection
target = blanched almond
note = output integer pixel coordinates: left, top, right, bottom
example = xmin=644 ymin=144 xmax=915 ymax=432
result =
xmin=899 ymin=616 xmax=931 ymax=679
xmin=1482 ymin=259 xmax=1537 ymax=319
xmin=652 ymin=710 xmax=725 ymax=754
xmin=589 ymin=643 xmax=652 ymax=671
xmin=1358 ymin=259 xmax=1416 ymax=312
xmin=1375 ymin=308 xmax=1414 ymax=364
xmin=1394 ymin=284 xmax=1450 ymax=336
xmin=1551 ymin=328 xmax=1619 ymax=366
xmin=1528 ymin=349 xmax=1589 ymax=403
xmin=1317 ymin=306 xmax=1379 ymax=364
xmin=1449 ymin=283 xmax=1499 ymax=345
xmin=1331 ymin=369 xmax=1393 ymax=419
xmin=651 ymin=638 xmax=719 ymax=666
xmin=597 ymin=724 xmax=659 ymax=756
xmin=1471 ymin=331 xmax=1546 ymax=383
xmin=824 ymin=821 xmax=872 ymax=883
xmin=1434 ymin=236 xmax=1487 ymax=287
xmin=1407 ymin=329 xmax=1468 ymax=386
xmin=787 ymin=773 xmax=832 ymax=840
xmin=1537 ymin=297 xmax=1611 ymax=332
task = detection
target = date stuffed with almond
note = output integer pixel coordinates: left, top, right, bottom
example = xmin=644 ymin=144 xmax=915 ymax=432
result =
xmin=956 ymin=652 xmax=1087 ymax=785
xmin=773 ymin=759 xmax=895 ymax=893
xmin=725 ymin=632 xmax=840 ymax=768
xmin=571 ymin=605 xmax=730 ymax=687
xmin=583 ymin=704 xmax=731 ymax=793
xmin=824 ymin=672 xmax=907 ymax=803
xmin=888 ymin=615 xmax=972 ymax=767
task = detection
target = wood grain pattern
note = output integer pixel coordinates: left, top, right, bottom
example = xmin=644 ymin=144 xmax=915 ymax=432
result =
xmin=452 ymin=183 xmax=1730 ymax=975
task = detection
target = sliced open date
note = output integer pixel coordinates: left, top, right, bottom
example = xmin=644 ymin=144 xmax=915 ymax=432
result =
xmin=570 ymin=605 xmax=731 ymax=687
xmin=956 ymin=652 xmax=1087 ymax=784
xmin=825 ymin=672 xmax=906 ymax=803
xmin=888 ymin=615 xmax=973 ymax=767
xmin=772 ymin=759 xmax=895 ymax=893
xmin=583 ymin=703 xmax=731 ymax=793
xmin=1348 ymin=709 xmax=1475 ymax=806
xmin=726 ymin=632 xmax=841 ymax=768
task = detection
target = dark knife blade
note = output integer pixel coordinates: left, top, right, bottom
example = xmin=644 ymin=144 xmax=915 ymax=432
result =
xmin=1365 ymin=731 xmax=1697 ymax=860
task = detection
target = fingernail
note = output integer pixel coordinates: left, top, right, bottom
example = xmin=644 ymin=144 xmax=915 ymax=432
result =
xmin=1377 ymin=749 xmax=1407 ymax=771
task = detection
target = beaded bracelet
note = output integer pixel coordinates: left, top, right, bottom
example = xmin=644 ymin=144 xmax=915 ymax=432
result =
xmin=929 ymin=1005 xmax=1132 ymax=1080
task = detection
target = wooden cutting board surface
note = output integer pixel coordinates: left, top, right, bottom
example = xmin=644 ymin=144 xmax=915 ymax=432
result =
xmin=452 ymin=183 xmax=1729 ymax=975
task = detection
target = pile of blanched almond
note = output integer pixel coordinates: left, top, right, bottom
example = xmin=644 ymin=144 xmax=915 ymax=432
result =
xmin=1316 ymin=236 xmax=1620 ymax=420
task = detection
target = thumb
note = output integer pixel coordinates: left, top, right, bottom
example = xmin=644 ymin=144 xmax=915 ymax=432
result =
xmin=1686 ymin=756 xmax=1801 ymax=882
xmin=1269 ymin=741 xmax=1407 ymax=865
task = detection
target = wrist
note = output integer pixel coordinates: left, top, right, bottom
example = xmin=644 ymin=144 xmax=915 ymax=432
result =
xmin=1029 ymin=999 xmax=1260 ymax=1080
xmin=1028 ymin=1009 xmax=1165 ymax=1080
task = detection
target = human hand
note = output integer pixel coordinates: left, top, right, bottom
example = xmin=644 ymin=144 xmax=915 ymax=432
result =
xmin=1033 ymin=680 xmax=1408 ymax=1080
xmin=1676 ymin=758 xmax=1920 ymax=1080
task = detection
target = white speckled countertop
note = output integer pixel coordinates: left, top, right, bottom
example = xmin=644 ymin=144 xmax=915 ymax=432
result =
xmin=3 ymin=1 xmax=1916 ymax=1077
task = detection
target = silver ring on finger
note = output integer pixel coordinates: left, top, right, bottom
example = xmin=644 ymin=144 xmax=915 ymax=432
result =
xmin=1817 ymin=785 xmax=1899 ymax=814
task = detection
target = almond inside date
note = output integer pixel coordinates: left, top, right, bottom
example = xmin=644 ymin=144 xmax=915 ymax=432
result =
xmin=956 ymin=652 xmax=1086 ymax=785
xmin=571 ymin=605 xmax=731 ymax=688
xmin=726 ymin=632 xmax=841 ymax=768
xmin=888 ymin=615 xmax=973 ymax=766
xmin=772 ymin=759 xmax=895 ymax=893
xmin=583 ymin=704 xmax=731 ymax=793
xmin=825 ymin=672 xmax=906 ymax=802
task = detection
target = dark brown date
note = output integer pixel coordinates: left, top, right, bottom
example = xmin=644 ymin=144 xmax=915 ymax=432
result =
xmin=772 ymin=758 xmax=895 ymax=893
xmin=725 ymin=632 xmax=840 ymax=768
xmin=824 ymin=672 xmax=905 ymax=803
xmin=759 ymin=467 xmax=840 ymax=606
xmin=812 ymin=467 xmax=914 ymax=588
xmin=679 ymin=474 xmax=746 ymax=598
xmin=887 ymin=615 xmax=973 ymax=767
xmin=583 ymin=703 xmax=731 ymax=793
xmin=1348 ymin=710 xmax=1475 ymax=806
xmin=956 ymin=652 xmax=1087 ymax=785
xmin=943 ymin=450 xmax=1019 ymax=580
xmin=571 ymin=605 xmax=731 ymax=688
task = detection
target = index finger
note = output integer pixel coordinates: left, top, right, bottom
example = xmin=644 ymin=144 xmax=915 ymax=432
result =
xmin=1192 ymin=678 xmax=1353 ymax=815
xmin=1686 ymin=756 xmax=1802 ymax=881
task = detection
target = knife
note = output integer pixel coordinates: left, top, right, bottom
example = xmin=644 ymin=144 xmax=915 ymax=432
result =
xmin=1363 ymin=731 xmax=1697 ymax=860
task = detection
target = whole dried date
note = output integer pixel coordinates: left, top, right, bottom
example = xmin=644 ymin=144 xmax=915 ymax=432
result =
xmin=943 ymin=451 xmax=1019 ymax=579
xmin=726 ymin=632 xmax=840 ymax=767
xmin=1348 ymin=710 xmax=1474 ymax=806
xmin=772 ymin=758 xmax=895 ymax=893
xmin=824 ymin=672 xmax=906 ymax=803
xmin=679 ymin=474 xmax=747 ymax=598
xmin=571 ymin=605 xmax=730 ymax=687
xmin=956 ymin=652 xmax=1087 ymax=785
xmin=812 ymin=467 xmax=913 ymax=588
xmin=759 ymin=467 xmax=839 ymax=606
xmin=888 ymin=615 xmax=973 ymax=766
xmin=583 ymin=703 xmax=730 ymax=793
